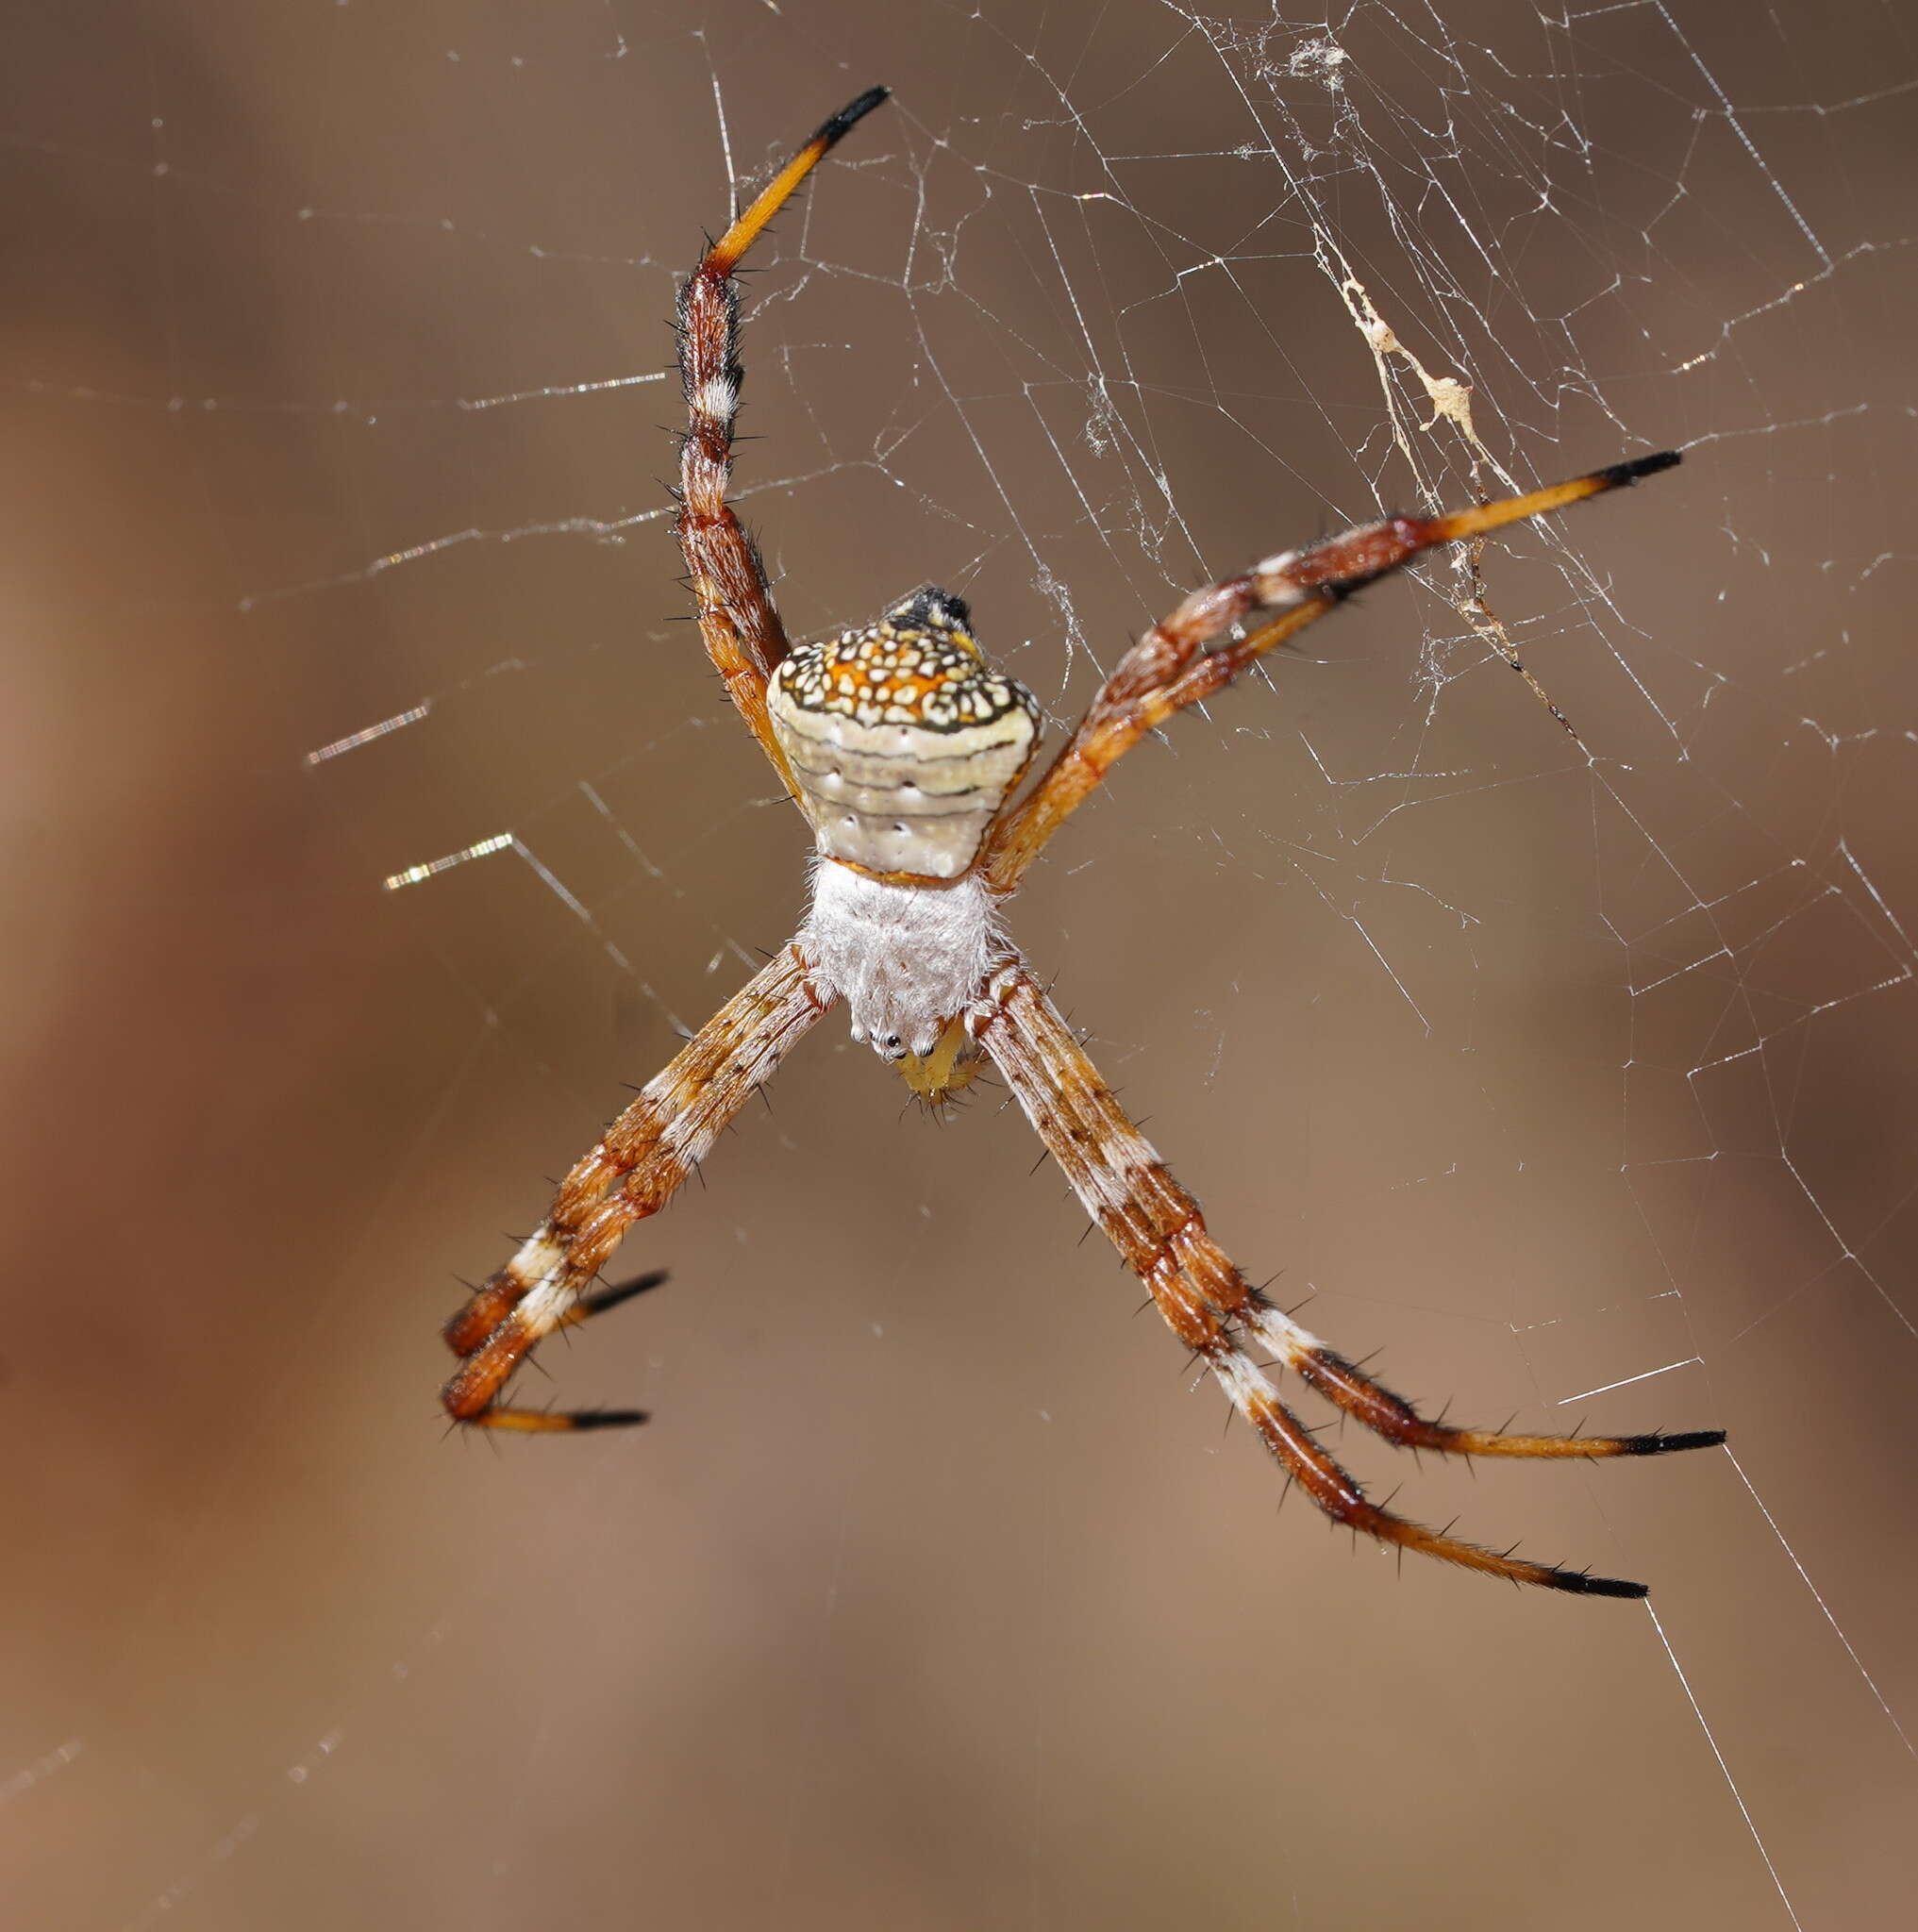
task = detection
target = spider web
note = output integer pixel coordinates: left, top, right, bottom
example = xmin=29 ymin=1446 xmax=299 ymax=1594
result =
xmin=7 ymin=2 xmax=1915 ymax=1925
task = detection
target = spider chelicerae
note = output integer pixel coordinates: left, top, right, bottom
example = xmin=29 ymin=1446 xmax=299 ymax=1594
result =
xmin=441 ymin=87 xmax=1723 ymax=1596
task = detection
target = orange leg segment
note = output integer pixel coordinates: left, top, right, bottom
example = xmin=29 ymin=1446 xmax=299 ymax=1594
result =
xmin=674 ymin=88 xmax=891 ymax=795
xmin=441 ymin=946 xmax=832 ymax=1430
xmin=984 ymin=452 xmax=1680 ymax=894
xmin=976 ymin=958 xmax=1721 ymax=1594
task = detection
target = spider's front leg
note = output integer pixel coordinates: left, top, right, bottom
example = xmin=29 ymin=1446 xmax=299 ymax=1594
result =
xmin=975 ymin=961 xmax=1722 ymax=1594
xmin=441 ymin=945 xmax=833 ymax=1431
xmin=983 ymin=452 xmax=1680 ymax=892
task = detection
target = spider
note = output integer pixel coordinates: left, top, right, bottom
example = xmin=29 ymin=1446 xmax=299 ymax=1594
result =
xmin=440 ymin=86 xmax=1724 ymax=1597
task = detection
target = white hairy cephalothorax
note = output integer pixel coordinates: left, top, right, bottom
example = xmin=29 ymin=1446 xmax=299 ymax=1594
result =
xmin=441 ymin=85 xmax=1724 ymax=1601
xmin=800 ymin=860 xmax=1006 ymax=1059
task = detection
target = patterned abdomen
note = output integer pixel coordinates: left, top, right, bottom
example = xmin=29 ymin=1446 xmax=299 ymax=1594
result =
xmin=768 ymin=589 xmax=1040 ymax=879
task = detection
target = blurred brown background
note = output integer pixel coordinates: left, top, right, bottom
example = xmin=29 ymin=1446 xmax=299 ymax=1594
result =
xmin=3 ymin=2 xmax=1913 ymax=1926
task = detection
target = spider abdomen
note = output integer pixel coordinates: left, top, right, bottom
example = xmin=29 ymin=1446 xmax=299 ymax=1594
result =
xmin=769 ymin=589 xmax=1040 ymax=880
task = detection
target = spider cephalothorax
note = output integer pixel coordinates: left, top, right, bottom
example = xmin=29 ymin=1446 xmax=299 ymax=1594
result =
xmin=438 ymin=88 xmax=1723 ymax=1597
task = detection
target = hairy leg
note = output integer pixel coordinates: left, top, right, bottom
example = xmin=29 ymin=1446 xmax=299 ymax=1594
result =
xmin=975 ymin=959 xmax=1720 ymax=1593
xmin=442 ymin=945 xmax=833 ymax=1429
xmin=984 ymin=453 xmax=1679 ymax=893
xmin=675 ymin=88 xmax=890 ymax=791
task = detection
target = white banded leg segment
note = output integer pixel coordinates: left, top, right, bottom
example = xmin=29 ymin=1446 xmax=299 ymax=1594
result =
xmin=441 ymin=945 xmax=833 ymax=1430
xmin=675 ymin=257 xmax=792 ymax=772
xmin=670 ymin=88 xmax=891 ymax=790
xmin=1200 ymin=1346 xmax=1643 ymax=1592
xmin=977 ymin=967 xmax=1673 ymax=1593
xmin=983 ymin=453 xmax=1685 ymax=897
xmin=1238 ymin=1291 xmax=1725 ymax=1461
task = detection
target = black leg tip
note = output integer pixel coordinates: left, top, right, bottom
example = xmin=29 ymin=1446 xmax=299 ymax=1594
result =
xmin=820 ymin=87 xmax=892 ymax=145
xmin=576 ymin=1270 xmax=670 ymax=1318
xmin=1596 ymin=449 xmax=1682 ymax=488
xmin=1553 ymin=1571 xmax=1650 ymax=1599
xmin=1621 ymin=1427 xmax=1726 ymax=1456
xmin=573 ymin=1408 xmax=651 ymax=1430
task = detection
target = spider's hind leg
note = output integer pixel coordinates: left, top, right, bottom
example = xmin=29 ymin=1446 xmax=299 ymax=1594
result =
xmin=674 ymin=87 xmax=891 ymax=788
xmin=982 ymin=450 xmax=1683 ymax=893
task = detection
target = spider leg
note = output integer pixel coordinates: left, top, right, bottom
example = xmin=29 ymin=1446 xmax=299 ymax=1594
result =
xmin=442 ymin=944 xmax=834 ymax=1431
xmin=983 ymin=452 xmax=1680 ymax=893
xmin=675 ymin=87 xmax=890 ymax=794
xmin=557 ymin=1269 xmax=671 ymax=1331
xmin=975 ymin=959 xmax=1719 ymax=1595
xmin=441 ymin=1267 xmax=667 ymax=1357
xmin=1242 ymin=1297 xmax=1723 ymax=1461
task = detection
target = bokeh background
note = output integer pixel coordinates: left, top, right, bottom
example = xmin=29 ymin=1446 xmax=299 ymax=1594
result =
xmin=4 ymin=2 xmax=1914 ymax=1926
